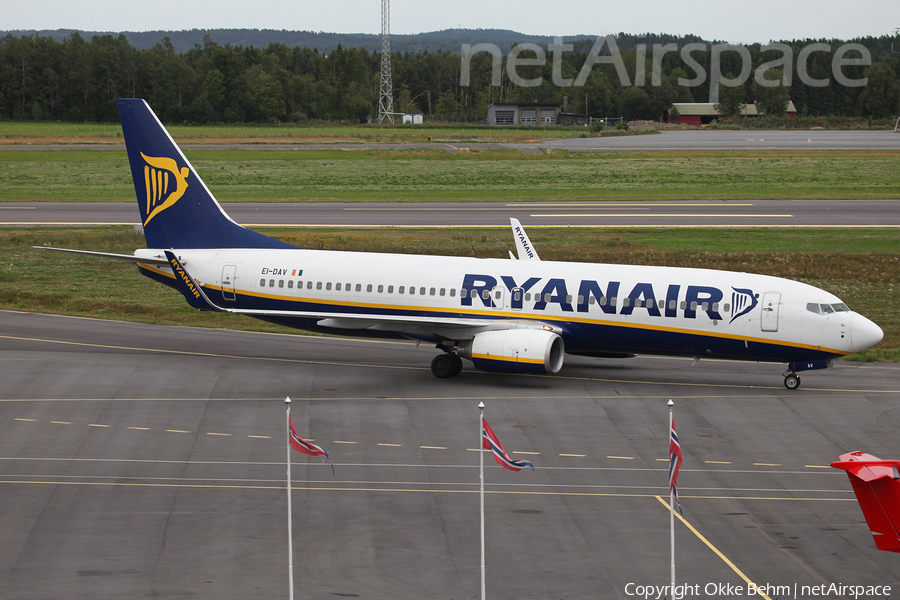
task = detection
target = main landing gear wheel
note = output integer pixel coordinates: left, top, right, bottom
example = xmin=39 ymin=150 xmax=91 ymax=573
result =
xmin=431 ymin=353 xmax=463 ymax=378
xmin=784 ymin=373 xmax=801 ymax=390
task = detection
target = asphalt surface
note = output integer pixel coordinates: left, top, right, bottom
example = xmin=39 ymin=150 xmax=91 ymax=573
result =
xmin=1 ymin=310 xmax=898 ymax=599
xmin=5 ymin=199 xmax=900 ymax=229
xmin=2 ymin=128 xmax=900 ymax=152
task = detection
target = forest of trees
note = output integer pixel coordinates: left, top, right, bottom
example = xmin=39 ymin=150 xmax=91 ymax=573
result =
xmin=0 ymin=30 xmax=898 ymax=125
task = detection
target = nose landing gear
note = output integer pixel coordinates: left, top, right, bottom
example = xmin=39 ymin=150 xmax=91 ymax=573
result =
xmin=783 ymin=371 xmax=801 ymax=390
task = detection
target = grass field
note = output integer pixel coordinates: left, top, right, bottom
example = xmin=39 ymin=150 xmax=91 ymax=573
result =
xmin=0 ymin=120 xmax=594 ymax=144
xmin=2 ymin=148 xmax=900 ymax=202
xmin=7 ymin=227 xmax=898 ymax=362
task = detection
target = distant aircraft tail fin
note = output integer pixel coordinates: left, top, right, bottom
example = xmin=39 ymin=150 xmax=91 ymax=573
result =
xmin=831 ymin=451 xmax=900 ymax=553
xmin=117 ymin=98 xmax=292 ymax=250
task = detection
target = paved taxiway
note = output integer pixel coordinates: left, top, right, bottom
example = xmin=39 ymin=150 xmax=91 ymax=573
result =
xmin=1 ymin=310 xmax=898 ymax=599
xmin=5 ymin=198 xmax=900 ymax=228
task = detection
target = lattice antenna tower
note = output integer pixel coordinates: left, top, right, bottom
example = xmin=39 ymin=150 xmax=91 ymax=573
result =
xmin=377 ymin=0 xmax=394 ymax=123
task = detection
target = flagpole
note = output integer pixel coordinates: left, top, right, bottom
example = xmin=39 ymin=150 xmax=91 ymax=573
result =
xmin=286 ymin=397 xmax=294 ymax=600
xmin=668 ymin=399 xmax=675 ymax=597
xmin=478 ymin=401 xmax=486 ymax=600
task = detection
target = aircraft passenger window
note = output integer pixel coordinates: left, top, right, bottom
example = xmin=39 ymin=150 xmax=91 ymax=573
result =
xmin=690 ymin=301 xmax=697 ymax=311
xmin=431 ymin=288 xmax=437 ymax=296
xmin=701 ymin=302 xmax=708 ymax=311
xmin=622 ymin=298 xmax=630 ymax=308
xmin=669 ymin=300 xmax=676 ymax=310
xmin=288 ymin=280 xmax=293 ymax=289
xmin=278 ymin=280 xmax=284 ymax=288
xmin=494 ymin=290 xmax=501 ymax=299
xmin=399 ymin=286 xmax=405 ymax=294
xmin=544 ymin=293 xmax=551 ymax=302
xmin=259 ymin=279 xmax=265 ymax=287
xmin=355 ymin=284 xmax=361 ymax=292
xmin=484 ymin=290 xmax=491 ymax=300
xmin=599 ymin=297 xmax=606 ymax=306
xmin=269 ymin=279 xmax=275 ymax=287
xmin=307 ymin=281 xmax=313 ymax=289
xmin=378 ymin=285 xmax=384 ymax=293
xmin=388 ymin=285 xmax=394 ymax=293
xmin=336 ymin=283 xmax=342 ymax=291
xmin=610 ymin=297 xmax=617 ymax=306
xmin=440 ymin=288 xmax=445 ymax=296
xmin=821 ymin=304 xmax=834 ymax=315
xmin=316 ymin=282 xmax=322 ymax=290
xmin=658 ymin=300 xmax=664 ymax=309
xmin=566 ymin=295 xmax=573 ymax=303
xmin=420 ymin=287 xmax=426 ymax=295
xmin=513 ymin=291 xmax=521 ymax=302
xmin=345 ymin=283 xmax=351 ymax=291
xmin=525 ymin=293 xmax=532 ymax=301
xmin=449 ymin=289 xmax=456 ymax=297
xmin=367 ymin=284 xmax=373 ymax=292
xmin=589 ymin=297 xmax=595 ymax=305
xmin=410 ymin=287 xmax=416 ymax=295
xmin=712 ymin=303 xmax=718 ymax=311
xmin=680 ymin=301 xmax=686 ymax=310
xmin=326 ymin=282 xmax=332 ymax=291
xmin=723 ymin=303 xmax=730 ymax=312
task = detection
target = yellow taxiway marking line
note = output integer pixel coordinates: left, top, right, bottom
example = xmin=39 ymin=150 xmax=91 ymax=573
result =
xmin=88 ymin=424 xmax=110 ymax=428
xmin=655 ymin=458 xmax=670 ymax=462
xmin=753 ymin=463 xmax=782 ymax=466
xmin=14 ymin=418 xmax=36 ymax=422
xmin=420 ymin=446 xmax=447 ymax=450
xmin=705 ymin=460 xmax=733 ymax=464
xmin=607 ymin=456 xmax=634 ymax=460
xmin=51 ymin=421 xmax=71 ymax=424
xmin=128 ymin=426 xmax=150 ymax=430
xmin=167 ymin=429 xmax=190 ymax=434
xmin=513 ymin=451 xmax=540 ymax=455
xmin=560 ymin=453 xmax=586 ymax=457
xmin=531 ymin=213 xmax=793 ymax=218
xmin=333 ymin=440 xmax=358 ymax=444
xmin=207 ymin=432 xmax=231 ymax=436
xmin=805 ymin=465 xmax=831 ymax=468
xmin=656 ymin=495 xmax=773 ymax=600
xmin=467 ymin=448 xmax=491 ymax=452
xmin=378 ymin=443 xmax=402 ymax=447
xmin=248 ymin=435 xmax=271 ymax=439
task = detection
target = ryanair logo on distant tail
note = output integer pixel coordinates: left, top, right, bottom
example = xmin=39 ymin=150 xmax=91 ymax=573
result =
xmin=141 ymin=152 xmax=190 ymax=226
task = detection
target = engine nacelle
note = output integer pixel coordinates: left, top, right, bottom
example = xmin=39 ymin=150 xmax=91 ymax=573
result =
xmin=458 ymin=329 xmax=565 ymax=374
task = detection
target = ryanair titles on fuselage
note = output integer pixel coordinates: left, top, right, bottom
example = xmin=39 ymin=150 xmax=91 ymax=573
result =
xmin=461 ymin=274 xmax=759 ymax=323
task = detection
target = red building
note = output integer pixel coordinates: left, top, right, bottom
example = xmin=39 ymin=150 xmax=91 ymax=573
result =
xmin=663 ymin=102 xmax=798 ymax=125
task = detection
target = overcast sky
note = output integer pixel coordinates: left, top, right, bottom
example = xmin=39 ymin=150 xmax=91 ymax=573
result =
xmin=6 ymin=0 xmax=898 ymax=44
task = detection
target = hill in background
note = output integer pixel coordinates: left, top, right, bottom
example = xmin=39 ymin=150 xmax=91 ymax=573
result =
xmin=0 ymin=28 xmax=708 ymax=54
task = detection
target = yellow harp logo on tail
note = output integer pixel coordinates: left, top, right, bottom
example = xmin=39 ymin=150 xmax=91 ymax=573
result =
xmin=140 ymin=152 xmax=190 ymax=226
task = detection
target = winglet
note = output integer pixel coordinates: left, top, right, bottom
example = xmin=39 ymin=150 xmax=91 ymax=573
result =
xmin=832 ymin=451 xmax=900 ymax=553
xmin=164 ymin=251 xmax=224 ymax=312
xmin=510 ymin=218 xmax=540 ymax=260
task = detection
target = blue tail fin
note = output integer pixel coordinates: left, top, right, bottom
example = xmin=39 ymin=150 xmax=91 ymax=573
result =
xmin=117 ymin=98 xmax=293 ymax=250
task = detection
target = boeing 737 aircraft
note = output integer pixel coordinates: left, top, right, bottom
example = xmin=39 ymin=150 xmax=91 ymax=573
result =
xmin=40 ymin=99 xmax=883 ymax=388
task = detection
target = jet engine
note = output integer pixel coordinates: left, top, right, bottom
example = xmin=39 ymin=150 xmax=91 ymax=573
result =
xmin=457 ymin=329 xmax=565 ymax=374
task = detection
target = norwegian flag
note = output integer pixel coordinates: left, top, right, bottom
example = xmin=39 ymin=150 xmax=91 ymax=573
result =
xmin=669 ymin=418 xmax=683 ymax=514
xmin=289 ymin=415 xmax=334 ymax=475
xmin=482 ymin=418 xmax=534 ymax=472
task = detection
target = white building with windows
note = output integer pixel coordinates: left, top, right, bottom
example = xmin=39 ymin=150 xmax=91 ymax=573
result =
xmin=487 ymin=103 xmax=561 ymax=126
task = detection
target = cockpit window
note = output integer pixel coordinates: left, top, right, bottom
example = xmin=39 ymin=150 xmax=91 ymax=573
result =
xmin=808 ymin=302 xmax=850 ymax=315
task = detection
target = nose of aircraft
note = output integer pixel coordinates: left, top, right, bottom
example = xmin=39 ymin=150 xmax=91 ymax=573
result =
xmin=851 ymin=313 xmax=884 ymax=353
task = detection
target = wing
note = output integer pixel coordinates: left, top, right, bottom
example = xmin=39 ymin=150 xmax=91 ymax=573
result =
xmin=832 ymin=451 xmax=900 ymax=553
xmin=509 ymin=218 xmax=541 ymax=261
xmin=163 ymin=251 xmax=558 ymax=340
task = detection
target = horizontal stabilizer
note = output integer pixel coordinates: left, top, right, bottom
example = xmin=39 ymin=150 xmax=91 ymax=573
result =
xmin=832 ymin=451 xmax=900 ymax=553
xmin=32 ymin=246 xmax=169 ymax=265
xmin=164 ymin=251 xmax=223 ymax=312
